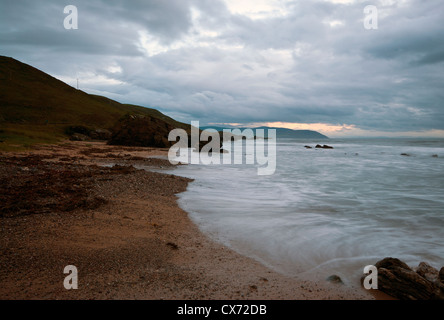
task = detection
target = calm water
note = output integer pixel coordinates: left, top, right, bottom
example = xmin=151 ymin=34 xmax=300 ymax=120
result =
xmin=167 ymin=138 xmax=444 ymax=285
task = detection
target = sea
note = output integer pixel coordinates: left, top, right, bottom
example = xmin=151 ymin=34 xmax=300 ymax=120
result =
xmin=165 ymin=138 xmax=444 ymax=286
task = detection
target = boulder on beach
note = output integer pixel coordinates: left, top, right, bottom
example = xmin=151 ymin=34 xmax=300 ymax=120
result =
xmin=69 ymin=133 xmax=89 ymax=141
xmin=416 ymin=262 xmax=440 ymax=283
xmin=89 ymin=128 xmax=112 ymax=140
xmin=373 ymin=257 xmax=444 ymax=300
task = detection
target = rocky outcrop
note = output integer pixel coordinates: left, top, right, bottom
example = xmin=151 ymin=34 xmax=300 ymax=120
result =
xmin=89 ymin=128 xmax=112 ymax=140
xmin=374 ymin=257 xmax=444 ymax=300
xmin=108 ymin=114 xmax=223 ymax=151
xmin=69 ymin=133 xmax=89 ymax=141
xmin=66 ymin=126 xmax=112 ymax=141
xmin=315 ymin=144 xmax=334 ymax=149
xmin=108 ymin=114 xmax=177 ymax=148
xmin=416 ymin=262 xmax=440 ymax=283
xmin=440 ymin=267 xmax=444 ymax=283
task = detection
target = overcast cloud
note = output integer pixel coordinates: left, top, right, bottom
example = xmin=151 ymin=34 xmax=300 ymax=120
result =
xmin=1 ymin=0 xmax=443 ymax=137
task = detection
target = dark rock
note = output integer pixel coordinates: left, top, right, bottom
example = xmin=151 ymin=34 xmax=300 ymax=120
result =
xmin=432 ymin=154 xmax=438 ymax=158
xmin=304 ymin=146 xmax=312 ymax=149
xmin=315 ymin=144 xmax=334 ymax=149
xmin=375 ymin=257 xmax=444 ymax=300
xmin=65 ymin=125 xmax=91 ymax=136
xmin=166 ymin=242 xmax=179 ymax=250
xmin=326 ymin=275 xmax=343 ymax=284
xmin=66 ymin=125 xmax=112 ymax=141
xmin=109 ymin=114 xmax=178 ymax=148
xmin=440 ymin=267 xmax=444 ymax=283
xmin=89 ymin=128 xmax=112 ymax=140
xmin=69 ymin=133 xmax=89 ymax=141
xmin=401 ymin=153 xmax=411 ymax=157
xmin=416 ymin=262 xmax=439 ymax=283
xmin=108 ymin=114 xmax=222 ymax=151
xmin=376 ymin=257 xmax=411 ymax=270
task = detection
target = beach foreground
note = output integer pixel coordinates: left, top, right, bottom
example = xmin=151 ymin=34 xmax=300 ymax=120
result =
xmin=0 ymin=141 xmax=380 ymax=300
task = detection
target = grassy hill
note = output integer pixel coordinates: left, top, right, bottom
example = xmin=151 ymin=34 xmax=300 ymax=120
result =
xmin=0 ymin=56 xmax=189 ymax=150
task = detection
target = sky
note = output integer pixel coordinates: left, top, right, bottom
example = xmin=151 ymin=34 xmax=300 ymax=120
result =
xmin=1 ymin=0 xmax=444 ymax=137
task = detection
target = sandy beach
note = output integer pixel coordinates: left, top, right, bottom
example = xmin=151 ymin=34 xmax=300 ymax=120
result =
xmin=0 ymin=141 xmax=382 ymax=300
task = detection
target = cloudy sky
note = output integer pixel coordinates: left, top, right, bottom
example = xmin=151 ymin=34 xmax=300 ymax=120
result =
xmin=1 ymin=0 xmax=444 ymax=137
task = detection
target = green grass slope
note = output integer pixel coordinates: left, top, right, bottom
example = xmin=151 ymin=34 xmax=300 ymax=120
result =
xmin=0 ymin=56 xmax=188 ymax=150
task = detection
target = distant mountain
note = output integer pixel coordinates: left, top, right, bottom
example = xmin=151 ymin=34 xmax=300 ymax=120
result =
xmin=201 ymin=126 xmax=329 ymax=139
xmin=0 ymin=56 xmax=189 ymax=149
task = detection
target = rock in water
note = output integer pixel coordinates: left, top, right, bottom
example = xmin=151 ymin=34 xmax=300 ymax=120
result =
xmin=315 ymin=144 xmax=334 ymax=149
xmin=375 ymin=257 xmax=444 ymax=300
xmin=326 ymin=275 xmax=344 ymax=285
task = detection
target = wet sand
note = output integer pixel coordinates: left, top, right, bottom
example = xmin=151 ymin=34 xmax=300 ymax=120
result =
xmin=0 ymin=141 xmax=382 ymax=300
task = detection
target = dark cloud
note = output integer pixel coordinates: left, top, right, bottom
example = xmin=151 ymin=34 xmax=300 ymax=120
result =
xmin=1 ymin=0 xmax=443 ymax=135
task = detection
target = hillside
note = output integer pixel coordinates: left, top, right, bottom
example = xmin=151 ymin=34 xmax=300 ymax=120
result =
xmin=0 ymin=56 xmax=189 ymax=149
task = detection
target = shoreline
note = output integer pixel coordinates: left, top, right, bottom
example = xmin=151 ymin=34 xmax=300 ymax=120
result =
xmin=0 ymin=141 xmax=383 ymax=300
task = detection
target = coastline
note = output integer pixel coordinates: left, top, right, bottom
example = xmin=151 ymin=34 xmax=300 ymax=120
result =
xmin=0 ymin=141 xmax=381 ymax=300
